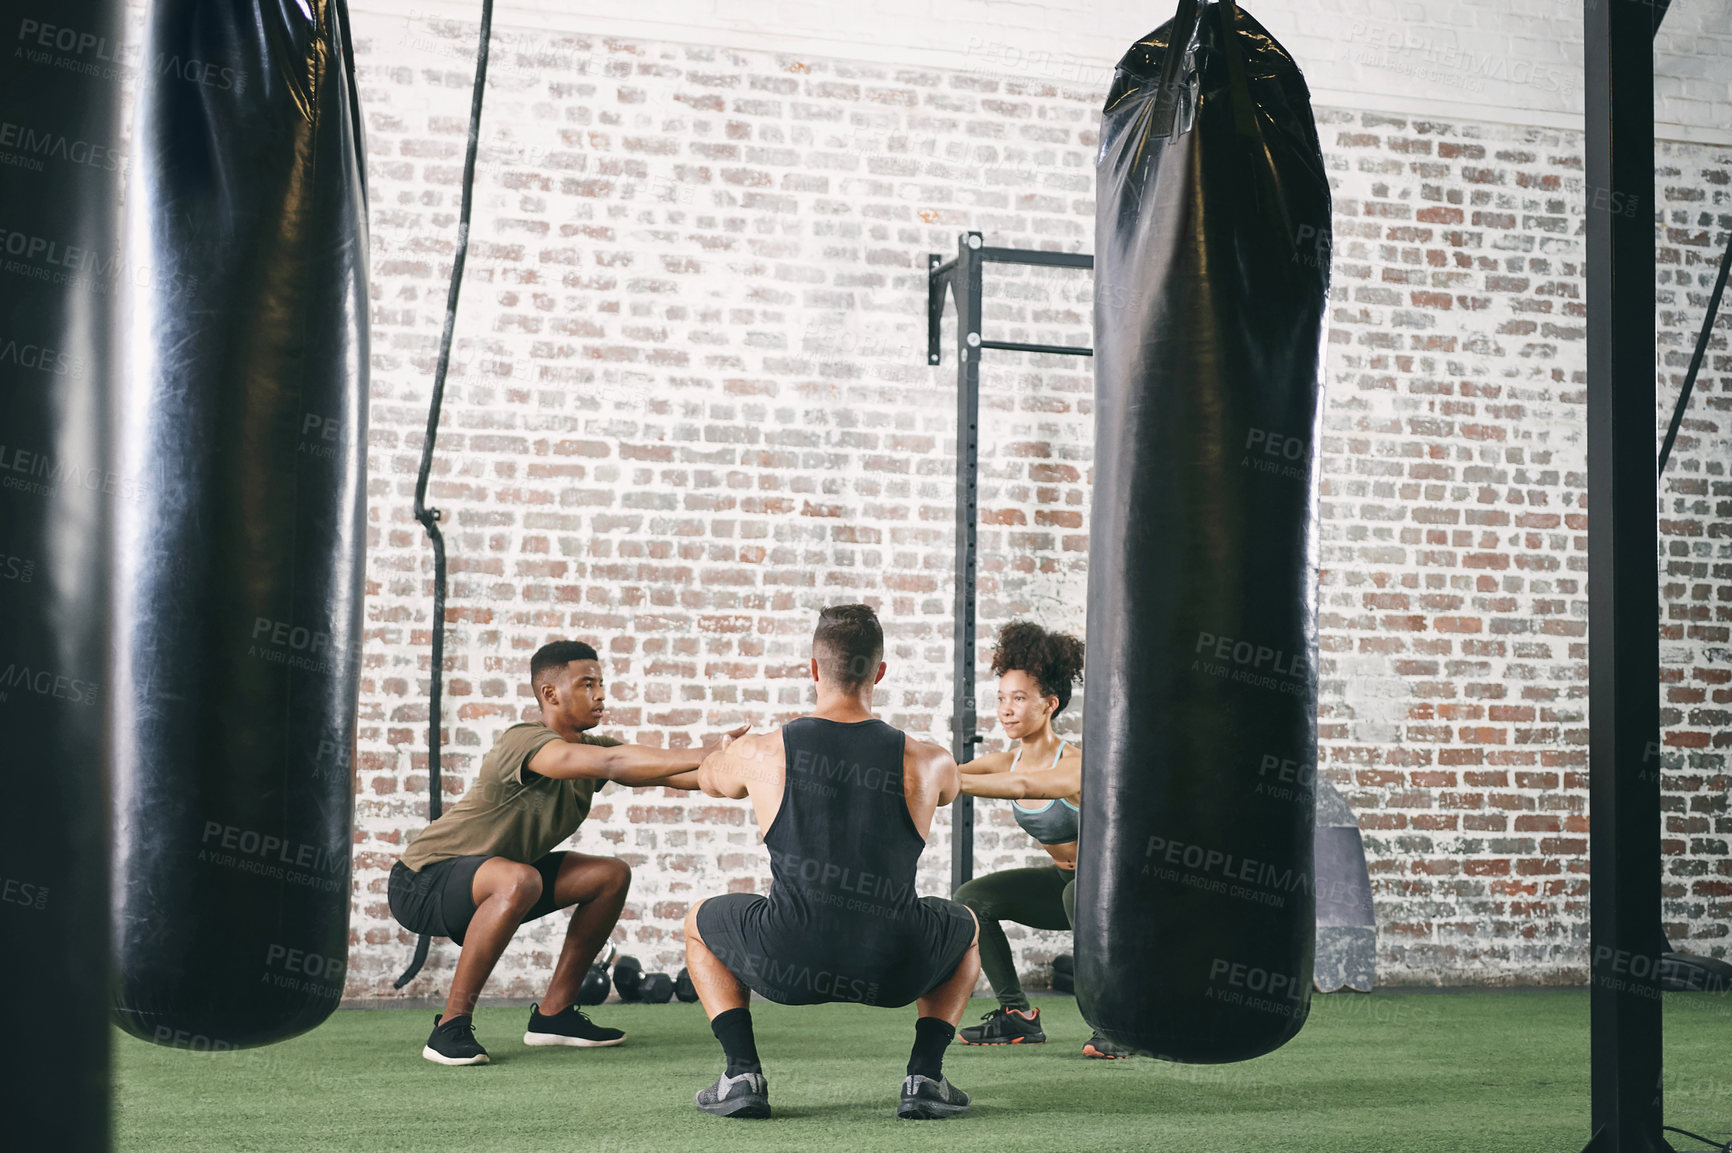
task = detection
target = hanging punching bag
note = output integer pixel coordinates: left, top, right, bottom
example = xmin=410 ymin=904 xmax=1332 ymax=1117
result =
xmin=111 ymin=0 xmax=368 ymax=1049
xmin=1078 ymin=0 xmax=1330 ymax=1062
xmin=0 ymin=2 xmax=126 ymax=1144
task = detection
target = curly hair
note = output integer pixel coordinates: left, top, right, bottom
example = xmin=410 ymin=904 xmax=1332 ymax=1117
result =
xmin=989 ymin=620 xmax=1084 ymax=716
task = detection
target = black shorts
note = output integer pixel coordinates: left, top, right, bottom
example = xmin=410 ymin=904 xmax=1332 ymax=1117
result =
xmin=695 ymin=893 xmax=977 ymax=1009
xmin=388 ymin=853 xmax=566 ymax=947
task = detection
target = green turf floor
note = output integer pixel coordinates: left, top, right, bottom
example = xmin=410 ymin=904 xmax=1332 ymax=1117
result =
xmin=114 ymin=990 xmax=1731 ymax=1153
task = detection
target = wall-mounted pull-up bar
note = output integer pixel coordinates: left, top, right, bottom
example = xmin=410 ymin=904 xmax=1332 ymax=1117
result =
xmin=926 ymin=231 xmax=1093 ymax=893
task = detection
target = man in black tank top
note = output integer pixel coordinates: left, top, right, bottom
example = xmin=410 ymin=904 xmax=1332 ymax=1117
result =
xmin=684 ymin=605 xmax=981 ymax=1121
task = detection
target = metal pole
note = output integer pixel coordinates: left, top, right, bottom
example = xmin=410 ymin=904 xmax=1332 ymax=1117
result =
xmin=928 ymin=235 xmax=1092 ymax=893
xmin=1583 ymin=0 xmax=1669 ymax=1146
xmin=950 ymin=231 xmax=984 ymax=892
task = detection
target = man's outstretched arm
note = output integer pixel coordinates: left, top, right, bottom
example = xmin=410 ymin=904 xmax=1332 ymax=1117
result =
xmin=532 ymin=725 xmax=748 ymax=785
xmin=631 ymin=768 xmax=703 ymax=792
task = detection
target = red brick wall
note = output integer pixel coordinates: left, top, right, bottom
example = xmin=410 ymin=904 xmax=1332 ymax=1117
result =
xmin=1319 ymin=120 xmax=1730 ymax=982
xmin=344 ymin=16 xmax=1730 ymax=999
xmin=1657 ymin=146 xmax=1732 ymax=964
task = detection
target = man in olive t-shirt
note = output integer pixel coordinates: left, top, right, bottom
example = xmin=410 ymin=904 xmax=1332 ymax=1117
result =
xmin=389 ymin=639 xmax=746 ymax=1066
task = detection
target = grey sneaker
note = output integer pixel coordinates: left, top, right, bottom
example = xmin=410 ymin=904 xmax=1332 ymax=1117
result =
xmin=695 ymin=1070 xmax=770 ymax=1118
xmin=897 ymin=1073 xmax=970 ymax=1119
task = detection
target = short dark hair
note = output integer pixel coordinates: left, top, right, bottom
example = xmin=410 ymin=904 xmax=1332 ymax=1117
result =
xmin=990 ymin=620 xmax=1084 ymax=716
xmin=530 ymin=640 xmax=600 ymax=693
xmin=813 ymin=604 xmax=883 ymax=690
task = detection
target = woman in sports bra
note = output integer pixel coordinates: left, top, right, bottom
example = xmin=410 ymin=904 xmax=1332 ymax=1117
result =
xmin=953 ymin=621 xmax=1126 ymax=1058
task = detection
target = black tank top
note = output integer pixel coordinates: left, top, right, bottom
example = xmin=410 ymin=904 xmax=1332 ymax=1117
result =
xmin=763 ymin=717 xmax=926 ymax=940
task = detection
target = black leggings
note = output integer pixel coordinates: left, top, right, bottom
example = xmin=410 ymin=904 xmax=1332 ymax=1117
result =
xmin=954 ymin=864 xmax=1075 ymax=1011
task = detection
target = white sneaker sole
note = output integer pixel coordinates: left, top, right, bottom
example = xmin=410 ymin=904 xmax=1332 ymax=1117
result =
xmin=421 ymin=1045 xmax=489 ymax=1065
xmin=522 ymin=1031 xmax=627 ymax=1048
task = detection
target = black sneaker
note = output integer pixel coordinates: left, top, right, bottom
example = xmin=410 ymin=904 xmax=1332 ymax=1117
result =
xmin=695 ymin=1070 xmax=771 ymax=1118
xmin=1082 ymin=1031 xmax=1134 ymax=1059
xmin=524 ymin=1002 xmax=626 ymax=1048
xmin=898 ymin=1074 xmax=971 ymax=1119
xmin=958 ymin=1005 xmax=1045 ymax=1045
xmin=422 ymin=1013 xmax=489 ymax=1066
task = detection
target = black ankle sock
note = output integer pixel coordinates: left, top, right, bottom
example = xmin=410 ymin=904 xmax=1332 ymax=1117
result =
xmin=908 ymin=1016 xmax=956 ymax=1080
xmin=710 ymin=1007 xmax=761 ymax=1076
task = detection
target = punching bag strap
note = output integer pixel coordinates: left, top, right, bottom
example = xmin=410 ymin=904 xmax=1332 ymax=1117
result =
xmin=1214 ymin=0 xmax=1258 ymax=140
xmin=1213 ymin=0 xmax=1297 ymax=262
xmin=395 ymin=0 xmax=494 ymax=992
xmin=1150 ymin=0 xmax=1203 ymax=139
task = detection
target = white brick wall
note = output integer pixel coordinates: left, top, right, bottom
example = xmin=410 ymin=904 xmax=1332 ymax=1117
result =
xmin=340 ymin=5 xmax=1730 ymax=1001
xmin=366 ymin=0 xmax=1732 ymax=145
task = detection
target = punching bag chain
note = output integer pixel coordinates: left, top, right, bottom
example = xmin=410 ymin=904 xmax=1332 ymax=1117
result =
xmin=396 ymin=0 xmax=495 ymax=990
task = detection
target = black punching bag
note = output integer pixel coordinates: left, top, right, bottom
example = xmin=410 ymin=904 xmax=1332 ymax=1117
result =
xmin=1 ymin=3 xmax=126 ymax=1145
xmin=1078 ymin=0 xmax=1330 ymax=1062
xmin=111 ymin=0 xmax=368 ymax=1049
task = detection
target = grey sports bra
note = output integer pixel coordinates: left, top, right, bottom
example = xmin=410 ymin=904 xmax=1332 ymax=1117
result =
xmin=1010 ymin=740 xmax=1079 ymax=845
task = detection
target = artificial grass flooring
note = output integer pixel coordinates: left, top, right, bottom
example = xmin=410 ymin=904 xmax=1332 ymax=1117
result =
xmin=115 ymin=990 xmax=1731 ymax=1153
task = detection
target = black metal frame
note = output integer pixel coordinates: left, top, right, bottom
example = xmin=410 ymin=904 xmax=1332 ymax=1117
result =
xmin=394 ymin=0 xmax=495 ymax=991
xmin=1583 ymin=0 xmax=1671 ymax=1149
xmin=927 ymin=232 xmax=1093 ymax=892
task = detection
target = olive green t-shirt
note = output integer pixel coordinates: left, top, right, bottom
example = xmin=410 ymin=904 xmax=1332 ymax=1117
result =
xmin=399 ymin=722 xmax=624 ymax=871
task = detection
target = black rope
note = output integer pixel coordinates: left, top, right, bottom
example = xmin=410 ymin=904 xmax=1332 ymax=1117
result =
xmin=1658 ymin=225 xmax=1732 ymax=479
xmin=394 ymin=0 xmax=494 ymax=991
xmin=1665 ymin=1126 xmax=1731 ymax=1152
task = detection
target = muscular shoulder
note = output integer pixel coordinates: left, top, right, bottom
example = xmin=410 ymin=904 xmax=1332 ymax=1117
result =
xmin=735 ymin=727 xmax=783 ymax=753
xmin=731 ymin=728 xmax=785 ymax=773
xmin=902 ymin=735 xmax=955 ymax=778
